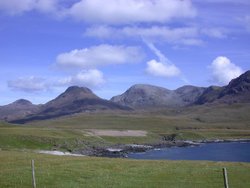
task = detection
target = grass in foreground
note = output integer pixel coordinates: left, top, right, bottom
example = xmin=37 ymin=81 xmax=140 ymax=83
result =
xmin=0 ymin=150 xmax=250 ymax=188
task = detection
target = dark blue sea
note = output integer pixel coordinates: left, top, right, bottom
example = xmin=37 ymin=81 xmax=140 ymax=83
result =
xmin=127 ymin=142 xmax=250 ymax=162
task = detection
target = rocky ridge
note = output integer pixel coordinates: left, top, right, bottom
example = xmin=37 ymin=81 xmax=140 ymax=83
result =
xmin=1 ymin=70 xmax=250 ymax=123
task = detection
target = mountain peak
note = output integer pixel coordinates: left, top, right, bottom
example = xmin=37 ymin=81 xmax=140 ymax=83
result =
xmin=0 ymin=99 xmax=38 ymax=122
xmin=222 ymin=70 xmax=250 ymax=95
xmin=217 ymin=70 xmax=250 ymax=103
xmin=10 ymin=86 xmax=131 ymax=123
xmin=129 ymin=84 xmax=169 ymax=91
xmin=228 ymin=70 xmax=250 ymax=86
xmin=45 ymin=86 xmax=99 ymax=108
xmin=62 ymin=86 xmax=99 ymax=99
xmin=12 ymin=99 xmax=33 ymax=106
xmin=65 ymin=86 xmax=93 ymax=94
xmin=111 ymin=84 xmax=174 ymax=108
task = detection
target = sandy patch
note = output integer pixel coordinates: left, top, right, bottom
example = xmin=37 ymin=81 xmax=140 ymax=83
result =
xmin=38 ymin=150 xmax=85 ymax=157
xmin=87 ymin=129 xmax=147 ymax=137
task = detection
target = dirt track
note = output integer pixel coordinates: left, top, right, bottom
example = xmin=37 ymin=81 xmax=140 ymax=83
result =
xmin=87 ymin=129 xmax=147 ymax=137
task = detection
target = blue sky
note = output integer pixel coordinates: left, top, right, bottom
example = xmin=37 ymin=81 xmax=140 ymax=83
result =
xmin=0 ymin=0 xmax=250 ymax=105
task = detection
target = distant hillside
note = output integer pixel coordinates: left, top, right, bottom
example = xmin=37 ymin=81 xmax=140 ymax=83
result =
xmin=2 ymin=71 xmax=250 ymax=123
xmin=111 ymin=71 xmax=250 ymax=108
xmin=218 ymin=70 xmax=250 ymax=103
xmin=40 ymin=86 xmax=131 ymax=113
xmin=195 ymin=86 xmax=224 ymax=105
xmin=0 ymin=99 xmax=39 ymax=121
xmin=174 ymin=85 xmax=206 ymax=105
xmin=9 ymin=86 xmax=131 ymax=124
xmin=111 ymin=84 xmax=205 ymax=109
xmin=196 ymin=70 xmax=250 ymax=104
xmin=111 ymin=84 xmax=176 ymax=108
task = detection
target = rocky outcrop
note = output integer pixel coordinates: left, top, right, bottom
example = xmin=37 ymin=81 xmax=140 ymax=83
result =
xmin=218 ymin=70 xmax=250 ymax=103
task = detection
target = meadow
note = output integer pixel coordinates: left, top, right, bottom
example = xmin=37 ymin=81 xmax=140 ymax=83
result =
xmin=1 ymin=103 xmax=250 ymax=151
xmin=1 ymin=150 xmax=250 ymax=188
xmin=1 ymin=103 xmax=250 ymax=187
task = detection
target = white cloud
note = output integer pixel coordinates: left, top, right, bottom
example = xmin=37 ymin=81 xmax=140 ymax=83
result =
xmin=58 ymin=69 xmax=105 ymax=88
xmin=67 ymin=0 xmax=196 ymax=24
xmin=201 ymin=28 xmax=227 ymax=38
xmin=84 ymin=25 xmax=201 ymax=45
xmin=1 ymin=0 xmax=196 ymax=25
xmin=84 ymin=25 xmax=116 ymax=39
xmin=8 ymin=76 xmax=47 ymax=92
xmin=0 ymin=0 xmax=34 ymax=14
xmin=7 ymin=70 xmax=105 ymax=93
xmin=85 ymin=25 xmax=228 ymax=44
xmin=146 ymin=60 xmax=180 ymax=77
xmin=177 ymin=38 xmax=203 ymax=46
xmin=195 ymin=0 xmax=250 ymax=5
xmin=56 ymin=44 xmax=144 ymax=68
xmin=35 ymin=0 xmax=58 ymax=13
xmin=0 ymin=0 xmax=58 ymax=14
xmin=145 ymin=41 xmax=180 ymax=78
xmin=210 ymin=56 xmax=243 ymax=85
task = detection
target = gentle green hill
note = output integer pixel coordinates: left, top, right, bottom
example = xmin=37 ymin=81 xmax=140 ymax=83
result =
xmin=1 ymin=103 xmax=250 ymax=152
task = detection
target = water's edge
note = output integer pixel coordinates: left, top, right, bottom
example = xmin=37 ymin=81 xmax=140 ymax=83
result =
xmin=74 ymin=138 xmax=250 ymax=159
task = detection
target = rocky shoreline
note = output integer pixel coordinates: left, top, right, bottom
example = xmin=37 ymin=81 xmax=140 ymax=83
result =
xmin=74 ymin=138 xmax=250 ymax=158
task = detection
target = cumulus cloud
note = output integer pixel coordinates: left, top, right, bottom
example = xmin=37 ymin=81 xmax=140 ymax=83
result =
xmin=210 ymin=56 xmax=243 ymax=85
xmin=0 ymin=0 xmax=58 ymax=14
xmin=56 ymin=44 xmax=144 ymax=68
xmin=145 ymin=41 xmax=180 ymax=78
xmin=1 ymin=0 xmax=196 ymax=25
xmin=58 ymin=69 xmax=105 ymax=88
xmin=7 ymin=70 xmax=105 ymax=92
xmin=146 ymin=60 xmax=180 ymax=77
xmin=8 ymin=76 xmax=47 ymax=92
xmin=67 ymin=0 xmax=196 ymax=24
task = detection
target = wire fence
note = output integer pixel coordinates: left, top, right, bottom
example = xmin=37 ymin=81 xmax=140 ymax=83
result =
xmin=1 ymin=159 xmax=250 ymax=188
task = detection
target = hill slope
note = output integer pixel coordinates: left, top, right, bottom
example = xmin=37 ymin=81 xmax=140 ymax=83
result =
xmin=0 ymin=99 xmax=39 ymax=121
xmin=112 ymin=71 xmax=250 ymax=108
xmin=111 ymin=84 xmax=205 ymax=109
xmin=10 ymin=86 xmax=131 ymax=123
xmin=196 ymin=70 xmax=250 ymax=104
xmin=218 ymin=70 xmax=250 ymax=103
xmin=3 ymin=71 xmax=250 ymax=122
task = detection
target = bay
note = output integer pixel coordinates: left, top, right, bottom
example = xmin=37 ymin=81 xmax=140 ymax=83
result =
xmin=127 ymin=142 xmax=250 ymax=162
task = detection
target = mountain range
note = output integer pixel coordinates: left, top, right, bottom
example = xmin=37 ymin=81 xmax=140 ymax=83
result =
xmin=1 ymin=70 xmax=249 ymax=124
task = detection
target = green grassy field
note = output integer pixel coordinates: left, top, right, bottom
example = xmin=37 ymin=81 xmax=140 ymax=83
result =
xmin=0 ymin=150 xmax=250 ymax=188
xmin=1 ymin=103 xmax=250 ymax=187
xmin=1 ymin=103 xmax=250 ymax=151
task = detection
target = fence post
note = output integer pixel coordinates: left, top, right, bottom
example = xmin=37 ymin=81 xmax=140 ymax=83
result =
xmin=31 ymin=159 xmax=36 ymax=188
xmin=223 ymin=167 xmax=229 ymax=188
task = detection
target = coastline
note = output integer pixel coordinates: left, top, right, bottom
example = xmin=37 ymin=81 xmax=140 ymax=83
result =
xmin=74 ymin=138 xmax=250 ymax=158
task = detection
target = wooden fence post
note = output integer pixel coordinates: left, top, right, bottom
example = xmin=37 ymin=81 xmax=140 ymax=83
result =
xmin=223 ymin=167 xmax=229 ymax=188
xmin=31 ymin=160 xmax=36 ymax=188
